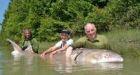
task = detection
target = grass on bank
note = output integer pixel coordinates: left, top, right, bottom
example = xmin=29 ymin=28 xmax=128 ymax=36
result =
xmin=105 ymin=29 xmax=140 ymax=58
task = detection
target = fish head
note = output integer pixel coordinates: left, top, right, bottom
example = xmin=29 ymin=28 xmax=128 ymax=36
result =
xmin=98 ymin=51 xmax=124 ymax=62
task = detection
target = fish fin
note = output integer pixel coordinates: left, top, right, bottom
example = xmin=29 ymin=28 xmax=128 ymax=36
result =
xmin=6 ymin=39 xmax=22 ymax=52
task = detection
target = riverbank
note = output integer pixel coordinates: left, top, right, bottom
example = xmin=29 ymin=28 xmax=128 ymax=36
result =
xmin=39 ymin=29 xmax=140 ymax=58
xmin=1 ymin=29 xmax=140 ymax=57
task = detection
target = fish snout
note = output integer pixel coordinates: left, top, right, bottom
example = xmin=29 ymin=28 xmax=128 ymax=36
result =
xmin=102 ymin=53 xmax=124 ymax=62
xmin=96 ymin=52 xmax=123 ymax=63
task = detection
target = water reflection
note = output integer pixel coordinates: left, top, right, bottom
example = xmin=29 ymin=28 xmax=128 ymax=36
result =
xmin=42 ymin=53 xmax=123 ymax=74
xmin=10 ymin=54 xmax=39 ymax=75
xmin=0 ymin=47 xmax=124 ymax=75
xmin=41 ymin=53 xmax=73 ymax=74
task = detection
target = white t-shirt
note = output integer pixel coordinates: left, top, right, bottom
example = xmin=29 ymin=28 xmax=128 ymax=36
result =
xmin=54 ymin=39 xmax=73 ymax=48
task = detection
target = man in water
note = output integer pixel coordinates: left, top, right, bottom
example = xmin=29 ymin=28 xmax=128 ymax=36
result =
xmin=21 ymin=29 xmax=39 ymax=53
xmin=73 ymin=22 xmax=108 ymax=49
xmin=40 ymin=29 xmax=73 ymax=58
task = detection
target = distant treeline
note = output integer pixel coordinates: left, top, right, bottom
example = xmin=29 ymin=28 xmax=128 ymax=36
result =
xmin=1 ymin=0 xmax=140 ymax=41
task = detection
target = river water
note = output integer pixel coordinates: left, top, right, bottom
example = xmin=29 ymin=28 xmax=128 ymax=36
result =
xmin=0 ymin=46 xmax=140 ymax=75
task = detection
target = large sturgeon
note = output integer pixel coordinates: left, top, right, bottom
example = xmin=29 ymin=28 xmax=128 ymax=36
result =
xmin=7 ymin=39 xmax=123 ymax=63
xmin=71 ymin=48 xmax=123 ymax=64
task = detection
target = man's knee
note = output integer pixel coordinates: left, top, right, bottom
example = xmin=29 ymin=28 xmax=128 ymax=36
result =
xmin=66 ymin=46 xmax=73 ymax=57
xmin=67 ymin=46 xmax=73 ymax=50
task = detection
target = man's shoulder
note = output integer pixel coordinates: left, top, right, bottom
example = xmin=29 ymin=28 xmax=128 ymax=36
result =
xmin=31 ymin=38 xmax=38 ymax=43
xmin=97 ymin=34 xmax=106 ymax=37
xmin=75 ymin=36 xmax=87 ymax=43
xmin=97 ymin=34 xmax=107 ymax=39
xmin=32 ymin=38 xmax=37 ymax=40
xmin=78 ymin=36 xmax=87 ymax=41
xmin=96 ymin=34 xmax=108 ymax=43
xmin=68 ymin=38 xmax=73 ymax=41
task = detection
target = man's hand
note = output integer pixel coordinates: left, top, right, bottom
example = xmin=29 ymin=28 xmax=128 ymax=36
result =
xmin=22 ymin=46 xmax=28 ymax=50
xmin=40 ymin=51 xmax=47 ymax=58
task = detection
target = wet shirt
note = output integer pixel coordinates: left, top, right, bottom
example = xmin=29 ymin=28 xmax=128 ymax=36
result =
xmin=55 ymin=39 xmax=73 ymax=48
xmin=73 ymin=35 xmax=108 ymax=49
xmin=22 ymin=38 xmax=39 ymax=53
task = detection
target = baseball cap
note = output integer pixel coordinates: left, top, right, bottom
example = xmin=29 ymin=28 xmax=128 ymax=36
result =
xmin=61 ymin=29 xmax=71 ymax=35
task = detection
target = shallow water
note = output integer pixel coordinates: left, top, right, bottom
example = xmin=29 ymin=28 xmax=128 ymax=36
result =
xmin=0 ymin=47 xmax=140 ymax=75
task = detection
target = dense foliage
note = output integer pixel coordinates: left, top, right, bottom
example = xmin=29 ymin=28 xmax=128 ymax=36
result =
xmin=1 ymin=0 xmax=140 ymax=41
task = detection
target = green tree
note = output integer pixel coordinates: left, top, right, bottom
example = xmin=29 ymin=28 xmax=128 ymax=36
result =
xmin=2 ymin=0 xmax=140 ymax=42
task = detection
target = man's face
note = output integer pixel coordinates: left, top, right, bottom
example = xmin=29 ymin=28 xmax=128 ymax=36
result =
xmin=60 ymin=33 xmax=69 ymax=41
xmin=24 ymin=31 xmax=31 ymax=39
xmin=85 ymin=24 xmax=96 ymax=39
